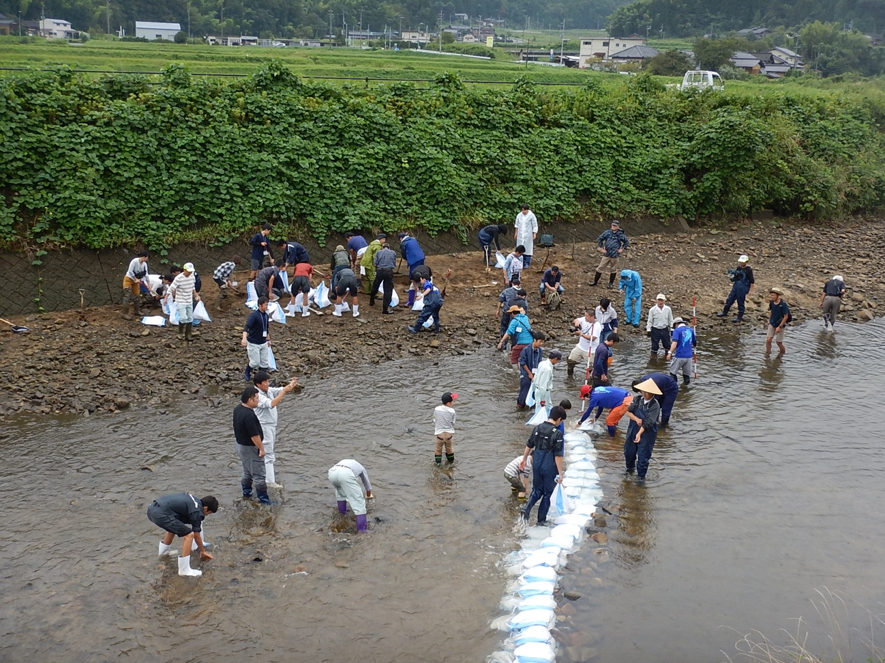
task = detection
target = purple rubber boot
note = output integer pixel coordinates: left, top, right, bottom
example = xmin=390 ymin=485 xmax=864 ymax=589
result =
xmin=356 ymin=514 xmax=368 ymax=532
xmin=337 ymin=500 xmax=347 ymax=514
xmin=407 ymin=288 xmax=415 ymax=306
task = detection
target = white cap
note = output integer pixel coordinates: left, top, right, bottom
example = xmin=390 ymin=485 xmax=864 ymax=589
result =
xmin=833 ymin=275 xmax=843 ymax=282
xmin=183 ymin=262 xmax=195 ymax=272
xmin=673 ymin=317 xmax=684 ymax=325
xmin=655 ymin=293 xmax=666 ymax=301
xmin=738 ymin=255 xmax=749 ymax=263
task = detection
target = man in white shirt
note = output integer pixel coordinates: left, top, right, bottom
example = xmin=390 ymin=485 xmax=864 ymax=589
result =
xmin=514 ymin=204 xmax=538 ymax=267
xmin=646 ymin=293 xmax=674 ymax=356
xmin=121 ymin=251 xmax=155 ymax=321
xmin=567 ymin=310 xmax=601 ymax=376
xmin=253 ymin=372 xmax=298 ymax=489
xmin=432 ymin=392 xmax=457 ymax=466
xmin=531 ymin=349 xmax=562 ymax=413
xmin=169 ymin=262 xmax=200 ymax=343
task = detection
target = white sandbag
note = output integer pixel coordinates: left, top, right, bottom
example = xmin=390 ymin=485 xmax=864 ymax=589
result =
xmin=541 ymin=535 xmax=574 ymax=551
xmin=141 ymin=315 xmax=166 ymax=327
xmin=507 ymin=609 xmax=555 ymax=632
xmin=192 ymin=300 xmax=211 ymax=322
xmin=268 ymin=301 xmax=287 ymax=324
xmin=569 ymin=460 xmax=595 ymax=471
xmin=267 ymin=346 xmax=277 ymax=371
xmin=278 ymin=271 xmax=290 ymax=294
xmin=564 ymin=432 xmax=592 ymax=445
xmin=562 ymin=477 xmax=598 ymax=489
xmin=503 ymin=550 xmax=529 ymax=567
xmin=518 ymin=595 xmax=557 ymax=612
xmin=340 ymin=301 xmax=350 ymax=312
xmin=520 ymin=566 xmax=558 ymax=584
xmin=423 ymin=316 xmax=434 ymax=329
xmin=550 ymin=483 xmax=571 ymax=517
xmin=411 ymin=295 xmax=423 ymax=311
xmin=552 ymin=523 xmax=583 ymax=541
xmin=517 ymin=581 xmax=556 ymax=598
xmin=520 ymin=538 xmax=543 ymax=552
xmin=525 ymin=386 xmax=536 ymax=408
xmin=313 ymin=281 xmax=331 ymax=308
xmin=168 ymin=304 xmax=180 ymax=326
xmin=495 ymin=251 xmax=507 ymax=269
xmin=526 ymin=406 xmax=548 ymax=426
xmin=553 ymin=513 xmax=592 ymax=527
xmin=514 ymin=642 xmax=556 ymax=663
xmin=521 ymin=547 xmax=561 ymax=570
xmin=375 ymin=281 xmax=399 ymax=307
xmin=513 ymin=626 xmax=552 ymax=646
xmin=245 ymin=281 xmax=258 ymax=309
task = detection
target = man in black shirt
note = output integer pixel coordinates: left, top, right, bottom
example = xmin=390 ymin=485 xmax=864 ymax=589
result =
xmin=518 ymin=405 xmax=566 ymax=525
xmin=147 ymin=493 xmax=218 ymax=577
xmin=233 ymin=387 xmax=276 ymax=506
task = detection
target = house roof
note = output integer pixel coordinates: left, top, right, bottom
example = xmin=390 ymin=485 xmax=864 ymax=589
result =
xmin=732 ymin=51 xmax=757 ymax=60
xmin=763 ymin=64 xmax=791 ymax=73
xmin=732 ymin=58 xmax=762 ymax=69
xmin=135 ymin=21 xmax=182 ymax=31
xmin=610 ymin=45 xmax=660 ymax=59
xmin=772 ymin=46 xmax=799 ymax=57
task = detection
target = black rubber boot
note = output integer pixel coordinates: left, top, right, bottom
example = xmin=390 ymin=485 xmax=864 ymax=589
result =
xmin=591 ymin=271 xmax=601 ymax=286
xmin=608 ymin=273 xmax=616 ymax=288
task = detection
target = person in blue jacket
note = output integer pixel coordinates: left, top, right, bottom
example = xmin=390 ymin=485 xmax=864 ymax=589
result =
xmin=407 ymin=275 xmax=442 ymax=334
xmin=624 ymin=378 xmax=662 ymax=484
xmin=619 ymin=269 xmax=643 ymax=328
xmin=716 ymin=255 xmax=755 ymax=323
xmin=666 ymin=318 xmax=697 ymax=385
xmin=633 ymin=373 xmax=679 ymax=426
xmin=398 ymin=233 xmax=426 ymax=306
xmin=577 ymin=384 xmax=632 ymax=436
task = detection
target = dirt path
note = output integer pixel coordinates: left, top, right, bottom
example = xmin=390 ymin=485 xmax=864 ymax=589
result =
xmin=1 ymin=218 xmax=882 ymax=417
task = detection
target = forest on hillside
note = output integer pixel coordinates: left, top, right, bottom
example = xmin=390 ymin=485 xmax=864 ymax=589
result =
xmin=1 ymin=0 xmax=627 ymax=39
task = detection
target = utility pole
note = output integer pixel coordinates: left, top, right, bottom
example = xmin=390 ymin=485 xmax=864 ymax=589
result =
xmin=106 ymin=0 xmax=110 ymax=36
xmin=359 ymin=9 xmax=363 ymax=47
xmin=438 ymin=10 xmax=442 ymax=52
xmin=560 ymin=19 xmax=565 ymax=64
xmin=187 ymin=2 xmax=191 ymax=39
xmin=328 ymin=10 xmax=333 ymax=44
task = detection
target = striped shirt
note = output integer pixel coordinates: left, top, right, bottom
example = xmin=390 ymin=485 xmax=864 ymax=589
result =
xmin=505 ymin=455 xmax=533 ymax=478
xmin=170 ymin=273 xmax=196 ymax=305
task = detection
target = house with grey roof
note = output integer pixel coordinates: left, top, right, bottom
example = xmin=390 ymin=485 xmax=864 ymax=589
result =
xmin=609 ymin=44 xmax=660 ymax=63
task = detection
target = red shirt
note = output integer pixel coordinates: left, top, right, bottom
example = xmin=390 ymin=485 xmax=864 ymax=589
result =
xmin=294 ymin=263 xmax=313 ymax=278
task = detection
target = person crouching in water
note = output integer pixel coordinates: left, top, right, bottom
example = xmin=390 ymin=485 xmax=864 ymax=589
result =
xmin=519 ymin=405 xmax=566 ymax=526
xmin=624 ymin=378 xmax=662 ymax=485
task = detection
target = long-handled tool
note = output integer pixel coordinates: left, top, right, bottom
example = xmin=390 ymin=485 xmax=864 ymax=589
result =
xmin=440 ymin=268 xmax=452 ymax=298
xmin=692 ymin=296 xmax=698 ymax=380
xmin=0 ymin=318 xmax=30 ymax=333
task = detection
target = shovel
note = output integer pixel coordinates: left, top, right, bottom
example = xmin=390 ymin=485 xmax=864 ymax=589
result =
xmin=0 ymin=318 xmax=30 ymax=333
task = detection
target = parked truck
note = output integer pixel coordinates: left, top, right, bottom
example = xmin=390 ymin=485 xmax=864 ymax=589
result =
xmin=677 ymin=70 xmax=724 ymax=91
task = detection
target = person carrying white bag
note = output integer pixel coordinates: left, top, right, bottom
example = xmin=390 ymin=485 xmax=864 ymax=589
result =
xmin=518 ymin=405 xmax=566 ymax=526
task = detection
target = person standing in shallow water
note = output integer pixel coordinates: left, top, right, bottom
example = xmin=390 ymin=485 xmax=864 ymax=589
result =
xmin=819 ymin=274 xmax=845 ymax=330
xmin=624 ymin=378 xmax=662 ymax=485
xmin=519 ymin=405 xmax=566 ymax=526
xmin=233 ymin=386 xmax=276 ymax=506
xmin=432 ymin=392 xmax=457 ymax=466
xmin=766 ymin=287 xmax=791 ymax=355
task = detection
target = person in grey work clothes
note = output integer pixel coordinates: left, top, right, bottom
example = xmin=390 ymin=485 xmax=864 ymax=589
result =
xmin=253 ymin=372 xmax=298 ymax=489
xmin=370 ymin=243 xmax=398 ymax=314
xmin=328 ymin=459 xmax=373 ymax=532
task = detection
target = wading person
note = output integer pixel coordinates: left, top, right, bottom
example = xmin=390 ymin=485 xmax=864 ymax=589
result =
xmin=591 ymin=220 xmax=628 ymax=288
xmin=497 ymin=305 xmax=533 ymax=368
xmin=588 ymin=333 xmax=620 ymax=397
xmin=147 ymin=492 xmax=218 ymax=577
xmin=370 ymin=241 xmax=398 ymax=314
xmin=618 ymin=269 xmax=643 ymax=329
xmin=479 ymin=223 xmax=509 ymax=265
xmin=531 ymin=349 xmax=562 ymax=413
xmin=254 ymin=372 xmax=298 ymax=489
xmin=567 ymin=310 xmax=601 ymax=377
xmin=398 ymin=232 xmax=426 ymax=306
xmin=624 ymin=378 xmax=663 ymax=485
xmin=360 ymin=233 xmax=386 ymax=295
xmin=497 ymin=275 xmax=522 ymax=341
xmin=242 ymin=296 xmax=270 ymax=382
xmin=716 ymin=255 xmax=755 ymax=323
xmin=820 ymin=275 xmax=845 ymax=330
xmin=514 ymin=204 xmax=538 ymax=267
xmin=407 ymin=276 xmax=443 ymax=334
xmin=519 ymin=405 xmax=566 ymax=526
xmin=633 ymin=372 xmax=679 ymax=426
xmin=666 ymin=318 xmax=696 ymax=386
xmin=646 ymin=294 xmax=673 ymax=356
xmin=233 ymin=386 xmax=276 ymax=506
xmin=578 ymin=384 xmax=632 ymax=436
xmin=121 ymin=250 xmax=154 ymax=320
xmin=766 ymin=287 xmax=791 ymax=355
xmin=517 ymin=331 xmax=546 ymax=409
xmin=328 ymin=459 xmax=373 ymax=532
xmin=505 ymin=453 xmax=533 ymax=500
xmin=432 ymin=391 xmax=458 ymax=466
xmin=170 ymin=262 xmax=200 ymax=343
xmin=595 ymin=297 xmax=619 ymax=342
xmin=212 ymin=255 xmax=242 ymax=311
xmin=249 ymin=224 xmax=274 ymax=280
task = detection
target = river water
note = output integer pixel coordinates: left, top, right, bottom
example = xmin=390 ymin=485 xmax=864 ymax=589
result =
xmin=1 ymin=319 xmax=882 ymax=662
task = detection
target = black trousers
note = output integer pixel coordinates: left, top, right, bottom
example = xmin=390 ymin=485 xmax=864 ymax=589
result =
xmin=371 ymin=268 xmax=394 ymax=311
xmin=650 ymin=327 xmax=671 ymax=352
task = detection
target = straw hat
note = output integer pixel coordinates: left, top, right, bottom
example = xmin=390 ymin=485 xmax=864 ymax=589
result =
xmin=634 ymin=378 xmax=663 ymax=396
xmin=506 ymin=305 xmax=523 ymax=313
xmin=655 ymin=293 xmax=667 ymax=301
xmin=769 ymin=287 xmax=784 ymax=295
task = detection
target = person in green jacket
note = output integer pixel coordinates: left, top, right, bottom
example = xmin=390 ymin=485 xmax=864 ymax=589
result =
xmin=360 ymin=234 xmax=387 ymax=294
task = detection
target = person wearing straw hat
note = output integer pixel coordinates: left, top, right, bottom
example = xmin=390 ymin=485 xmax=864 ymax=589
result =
xmin=646 ymin=293 xmax=673 ymax=356
xmin=497 ymin=304 xmax=534 ymax=368
xmin=717 ymin=255 xmax=755 ymax=323
xmin=624 ymin=378 xmax=662 ymax=484
xmin=666 ymin=318 xmax=696 ymax=386
xmin=819 ymin=275 xmax=846 ymax=331
xmin=632 ymin=372 xmax=679 ymax=427
xmin=766 ymin=287 xmax=791 ymax=354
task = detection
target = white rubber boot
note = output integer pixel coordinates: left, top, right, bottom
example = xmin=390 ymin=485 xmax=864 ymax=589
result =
xmin=333 ymin=304 xmax=343 ymax=317
xmin=302 ymin=307 xmax=310 ymax=317
xmin=159 ymin=541 xmax=177 ymax=557
xmin=266 ymin=462 xmax=283 ymax=489
xmin=352 ymin=304 xmax=360 ymax=318
xmin=178 ymin=555 xmax=202 ymax=577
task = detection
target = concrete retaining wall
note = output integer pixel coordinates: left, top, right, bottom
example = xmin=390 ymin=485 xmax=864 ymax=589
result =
xmin=0 ymin=217 xmax=688 ymax=316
